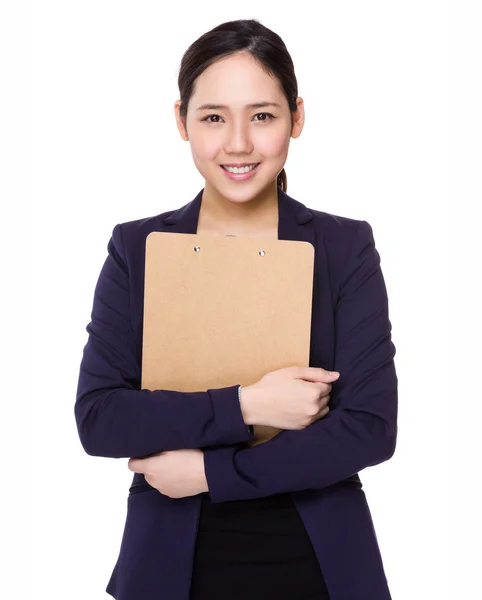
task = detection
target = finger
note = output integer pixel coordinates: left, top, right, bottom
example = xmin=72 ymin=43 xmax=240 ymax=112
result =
xmin=317 ymin=393 xmax=330 ymax=406
xmin=128 ymin=458 xmax=145 ymax=473
xmin=314 ymin=404 xmax=330 ymax=420
xmin=297 ymin=367 xmax=340 ymax=382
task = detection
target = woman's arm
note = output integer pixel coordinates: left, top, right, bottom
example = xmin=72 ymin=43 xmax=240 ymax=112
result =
xmin=74 ymin=224 xmax=254 ymax=459
xmin=202 ymin=220 xmax=398 ymax=503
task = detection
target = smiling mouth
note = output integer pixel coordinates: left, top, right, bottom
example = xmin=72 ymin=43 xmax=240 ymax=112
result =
xmin=221 ymin=163 xmax=260 ymax=173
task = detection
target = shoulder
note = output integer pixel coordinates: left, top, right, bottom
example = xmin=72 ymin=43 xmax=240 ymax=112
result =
xmin=308 ymin=206 xmax=375 ymax=262
xmin=310 ymin=206 xmax=370 ymax=238
xmin=117 ymin=209 xmax=176 ymax=240
xmin=303 ymin=206 xmax=383 ymax=302
xmin=107 ymin=208 xmax=177 ymax=260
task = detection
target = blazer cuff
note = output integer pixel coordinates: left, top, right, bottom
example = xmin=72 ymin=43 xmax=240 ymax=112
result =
xmin=207 ymin=384 xmax=254 ymax=445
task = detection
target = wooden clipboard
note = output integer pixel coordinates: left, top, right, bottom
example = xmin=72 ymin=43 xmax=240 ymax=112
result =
xmin=141 ymin=232 xmax=315 ymax=447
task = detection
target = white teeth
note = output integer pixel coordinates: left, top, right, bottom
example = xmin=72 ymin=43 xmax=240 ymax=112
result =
xmin=223 ymin=164 xmax=258 ymax=174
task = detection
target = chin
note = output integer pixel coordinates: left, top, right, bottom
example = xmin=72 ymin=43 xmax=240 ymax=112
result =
xmin=218 ymin=184 xmax=267 ymax=204
xmin=216 ymin=175 xmax=277 ymax=199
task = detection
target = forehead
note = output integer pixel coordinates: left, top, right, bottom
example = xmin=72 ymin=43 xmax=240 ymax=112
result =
xmin=191 ymin=53 xmax=282 ymax=104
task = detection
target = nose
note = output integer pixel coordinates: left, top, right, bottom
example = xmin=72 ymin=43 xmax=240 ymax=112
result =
xmin=223 ymin=120 xmax=254 ymax=155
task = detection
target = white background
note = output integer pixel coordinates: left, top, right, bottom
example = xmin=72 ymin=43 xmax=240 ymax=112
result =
xmin=2 ymin=1 xmax=475 ymax=598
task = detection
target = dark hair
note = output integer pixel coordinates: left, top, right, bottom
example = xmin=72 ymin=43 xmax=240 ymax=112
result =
xmin=177 ymin=19 xmax=299 ymax=193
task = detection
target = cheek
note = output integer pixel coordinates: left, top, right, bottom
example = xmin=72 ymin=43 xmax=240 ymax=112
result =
xmin=253 ymin=122 xmax=291 ymax=158
xmin=188 ymin=127 xmax=219 ymax=161
xmin=256 ymin=132 xmax=289 ymax=160
xmin=191 ymin=143 xmax=218 ymax=162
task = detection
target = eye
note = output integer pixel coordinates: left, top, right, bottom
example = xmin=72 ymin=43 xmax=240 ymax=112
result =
xmin=253 ymin=112 xmax=275 ymax=122
xmin=202 ymin=114 xmax=224 ymax=123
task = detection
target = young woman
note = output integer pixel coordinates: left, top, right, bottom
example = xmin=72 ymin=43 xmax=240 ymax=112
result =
xmin=75 ymin=18 xmax=398 ymax=600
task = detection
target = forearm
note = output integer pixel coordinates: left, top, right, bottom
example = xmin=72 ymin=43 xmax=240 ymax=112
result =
xmin=238 ymin=383 xmax=264 ymax=427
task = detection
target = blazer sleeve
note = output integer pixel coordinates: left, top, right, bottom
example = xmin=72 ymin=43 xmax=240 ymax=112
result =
xmin=203 ymin=220 xmax=398 ymax=503
xmin=74 ymin=223 xmax=254 ymax=459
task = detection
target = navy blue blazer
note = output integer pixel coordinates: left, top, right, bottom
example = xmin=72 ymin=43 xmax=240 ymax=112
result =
xmin=75 ymin=186 xmax=398 ymax=600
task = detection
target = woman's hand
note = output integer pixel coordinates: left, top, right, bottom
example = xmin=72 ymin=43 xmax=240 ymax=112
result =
xmin=242 ymin=366 xmax=338 ymax=430
xmin=128 ymin=449 xmax=209 ymax=499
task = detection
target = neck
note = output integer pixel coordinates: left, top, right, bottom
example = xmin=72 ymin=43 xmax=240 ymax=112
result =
xmin=198 ymin=180 xmax=279 ymax=235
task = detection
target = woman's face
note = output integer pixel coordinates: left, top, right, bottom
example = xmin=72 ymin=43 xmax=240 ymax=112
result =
xmin=175 ymin=51 xmax=304 ymax=204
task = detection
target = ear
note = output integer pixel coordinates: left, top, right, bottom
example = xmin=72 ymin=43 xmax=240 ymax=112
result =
xmin=174 ymin=100 xmax=189 ymax=141
xmin=291 ymin=97 xmax=305 ymax=140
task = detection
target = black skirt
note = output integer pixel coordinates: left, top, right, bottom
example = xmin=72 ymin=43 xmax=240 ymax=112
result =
xmin=190 ymin=491 xmax=331 ymax=600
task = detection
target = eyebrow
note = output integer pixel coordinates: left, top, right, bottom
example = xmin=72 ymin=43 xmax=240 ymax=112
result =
xmin=196 ymin=101 xmax=281 ymax=112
